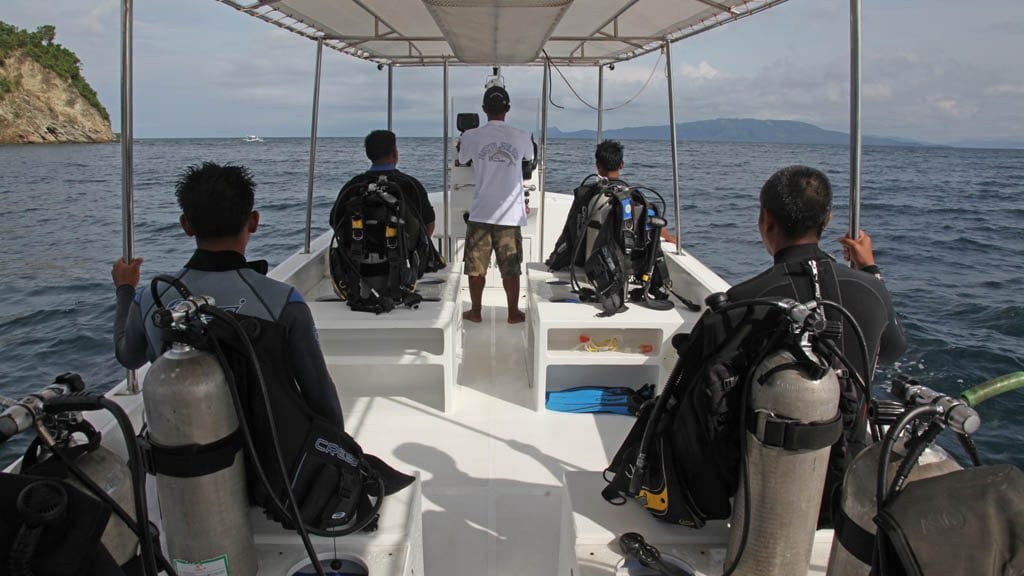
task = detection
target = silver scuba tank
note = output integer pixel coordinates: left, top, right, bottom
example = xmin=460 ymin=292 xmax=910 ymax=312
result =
xmin=725 ymin=348 xmax=840 ymax=575
xmin=143 ymin=342 xmax=257 ymax=576
xmin=825 ymin=440 xmax=961 ymax=575
xmin=69 ymin=445 xmax=139 ymax=566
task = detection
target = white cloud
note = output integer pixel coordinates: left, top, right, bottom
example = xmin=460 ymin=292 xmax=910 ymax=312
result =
xmin=863 ymin=82 xmax=892 ymax=101
xmin=81 ymin=0 xmax=118 ymax=37
xmin=680 ymin=61 xmax=722 ymax=81
xmin=932 ymin=97 xmax=963 ymax=117
xmin=986 ymin=83 xmax=1024 ymax=96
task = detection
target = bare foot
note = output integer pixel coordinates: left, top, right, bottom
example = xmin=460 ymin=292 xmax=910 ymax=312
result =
xmin=463 ymin=309 xmax=482 ymax=323
xmin=507 ymin=309 xmax=526 ymax=324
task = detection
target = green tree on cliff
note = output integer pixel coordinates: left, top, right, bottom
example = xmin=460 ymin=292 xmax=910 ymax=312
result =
xmin=0 ymin=20 xmax=109 ymax=121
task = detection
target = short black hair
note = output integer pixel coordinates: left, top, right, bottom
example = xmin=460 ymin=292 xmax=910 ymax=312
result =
xmin=365 ymin=130 xmax=397 ymax=164
xmin=595 ymin=140 xmax=624 ymax=173
xmin=759 ymin=165 xmax=833 ymax=238
xmin=483 ymin=86 xmax=510 ymax=116
xmin=175 ymin=162 xmax=255 ymax=239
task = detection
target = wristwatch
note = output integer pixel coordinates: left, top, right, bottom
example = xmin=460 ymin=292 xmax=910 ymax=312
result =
xmin=861 ymin=264 xmax=883 ymax=282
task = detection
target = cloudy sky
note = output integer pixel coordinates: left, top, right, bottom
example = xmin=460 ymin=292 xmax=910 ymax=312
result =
xmin=3 ymin=0 xmax=1022 ymax=144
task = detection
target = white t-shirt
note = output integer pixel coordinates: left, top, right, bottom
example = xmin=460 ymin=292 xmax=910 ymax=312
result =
xmin=458 ymin=120 xmax=534 ymax=227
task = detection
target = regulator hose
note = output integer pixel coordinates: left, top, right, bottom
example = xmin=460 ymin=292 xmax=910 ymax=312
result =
xmin=877 ymin=404 xmax=941 ymax=509
xmin=960 ymin=371 xmax=1024 ymax=407
xmin=889 ymin=422 xmax=944 ymax=497
xmin=149 ymin=274 xmax=192 ymax=310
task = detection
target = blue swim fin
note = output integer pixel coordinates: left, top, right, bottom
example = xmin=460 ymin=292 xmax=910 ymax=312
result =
xmin=545 ymin=384 xmax=655 ymax=415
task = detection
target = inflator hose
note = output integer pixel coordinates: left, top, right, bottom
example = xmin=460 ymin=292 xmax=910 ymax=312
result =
xmin=631 ymin=186 xmax=668 ymax=216
xmin=150 ymin=274 xmax=192 ymax=310
xmin=817 ymin=300 xmax=874 ymax=396
xmin=960 ymin=371 xmax=1024 ymax=407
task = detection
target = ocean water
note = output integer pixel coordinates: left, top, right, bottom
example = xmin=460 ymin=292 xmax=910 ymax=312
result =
xmin=1 ymin=138 xmax=1022 ymax=470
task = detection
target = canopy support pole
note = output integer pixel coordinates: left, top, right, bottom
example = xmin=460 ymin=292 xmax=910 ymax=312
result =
xmin=303 ymin=38 xmax=323 ymax=254
xmin=120 ymin=0 xmax=139 ymax=395
xmin=848 ymin=0 xmax=863 ymax=242
xmin=442 ymin=57 xmax=451 ymax=261
xmin=387 ymin=64 xmax=394 ymax=131
xmin=539 ymin=60 xmax=550 ymax=256
xmin=664 ymin=40 xmax=681 ymax=255
xmin=597 ymin=64 xmax=604 ymax=142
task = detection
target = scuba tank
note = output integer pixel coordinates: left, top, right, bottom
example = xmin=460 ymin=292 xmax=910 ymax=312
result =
xmin=826 ymin=439 xmax=961 ymax=575
xmin=142 ymin=296 xmax=257 ymax=576
xmin=827 ymin=373 xmax=974 ymax=576
xmin=21 ymin=445 xmax=139 ymax=566
xmin=69 ymin=446 xmax=139 ymax=565
xmin=725 ymin=348 xmax=841 ymax=575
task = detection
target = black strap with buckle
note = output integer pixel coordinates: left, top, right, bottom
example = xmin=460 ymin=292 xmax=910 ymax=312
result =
xmin=748 ymin=410 xmax=843 ymax=451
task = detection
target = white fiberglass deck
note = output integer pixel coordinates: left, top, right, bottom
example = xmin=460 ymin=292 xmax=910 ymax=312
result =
xmin=340 ymin=284 xmax=632 ymax=574
xmin=331 ymin=284 xmax=834 ymax=575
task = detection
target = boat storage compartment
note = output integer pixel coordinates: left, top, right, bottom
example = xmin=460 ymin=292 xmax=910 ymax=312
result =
xmin=306 ymin=271 xmax=462 ymax=413
xmin=526 ymin=263 xmax=698 ymax=412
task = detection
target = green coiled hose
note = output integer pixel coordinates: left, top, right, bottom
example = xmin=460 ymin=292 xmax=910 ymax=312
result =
xmin=961 ymin=371 xmax=1024 ymax=407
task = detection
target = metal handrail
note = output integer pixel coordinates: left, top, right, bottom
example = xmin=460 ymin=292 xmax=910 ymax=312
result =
xmin=538 ymin=60 xmax=550 ymax=256
xmin=442 ymin=57 xmax=451 ymax=261
xmin=597 ymin=64 xmax=604 ymax=143
xmin=664 ymin=40 xmax=681 ymax=255
xmin=303 ymin=38 xmax=323 ymax=255
xmin=121 ymin=0 xmax=139 ymax=395
xmin=848 ymin=0 xmax=863 ymax=242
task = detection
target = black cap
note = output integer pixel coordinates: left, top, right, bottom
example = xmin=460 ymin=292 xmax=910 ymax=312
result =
xmin=483 ymin=85 xmax=510 ymax=108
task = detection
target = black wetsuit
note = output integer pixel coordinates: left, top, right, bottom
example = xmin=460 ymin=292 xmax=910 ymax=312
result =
xmin=728 ymin=243 xmax=906 ymax=526
xmin=727 ymin=243 xmax=907 ymax=381
xmin=114 ymin=249 xmax=343 ymax=428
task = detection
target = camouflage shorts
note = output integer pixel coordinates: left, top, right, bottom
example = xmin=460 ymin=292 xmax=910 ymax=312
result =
xmin=464 ymin=221 xmax=523 ymax=277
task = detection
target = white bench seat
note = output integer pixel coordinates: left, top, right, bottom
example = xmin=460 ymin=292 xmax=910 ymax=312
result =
xmin=305 ymin=272 xmax=462 ymax=413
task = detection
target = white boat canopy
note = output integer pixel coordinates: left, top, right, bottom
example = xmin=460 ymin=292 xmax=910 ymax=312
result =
xmin=217 ymin=0 xmax=789 ymax=66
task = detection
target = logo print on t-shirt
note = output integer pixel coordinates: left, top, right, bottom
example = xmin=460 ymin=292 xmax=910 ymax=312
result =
xmin=478 ymin=142 xmax=519 ymax=165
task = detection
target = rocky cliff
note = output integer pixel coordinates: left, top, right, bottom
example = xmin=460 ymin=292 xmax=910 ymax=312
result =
xmin=0 ymin=50 xmax=113 ymax=144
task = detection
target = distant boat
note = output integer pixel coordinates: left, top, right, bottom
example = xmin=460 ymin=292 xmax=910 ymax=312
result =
xmin=242 ymin=135 xmax=264 ymax=143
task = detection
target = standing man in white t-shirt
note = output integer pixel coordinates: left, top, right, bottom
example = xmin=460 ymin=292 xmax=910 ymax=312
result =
xmin=458 ymin=85 xmax=535 ymax=324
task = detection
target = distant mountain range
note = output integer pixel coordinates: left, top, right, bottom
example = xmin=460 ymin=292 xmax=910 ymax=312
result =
xmin=548 ymin=118 xmax=924 ymax=147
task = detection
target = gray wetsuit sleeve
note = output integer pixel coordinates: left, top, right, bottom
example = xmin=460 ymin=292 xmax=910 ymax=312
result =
xmin=114 ymin=284 xmax=150 ymax=369
xmin=279 ymin=299 xmax=344 ymax=429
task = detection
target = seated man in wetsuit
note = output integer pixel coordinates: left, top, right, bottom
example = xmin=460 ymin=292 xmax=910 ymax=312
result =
xmin=339 ymin=129 xmax=436 ymax=238
xmin=594 ymin=139 xmax=677 ymax=245
xmin=727 ymin=164 xmax=906 ymax=524
xmin=111 ymin=162 xmax=343 ymax=428
xmin=547 ymin=139 xmax=641 ymax=270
